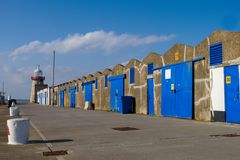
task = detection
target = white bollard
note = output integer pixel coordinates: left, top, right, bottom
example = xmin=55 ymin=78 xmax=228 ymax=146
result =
xmin=84 ymin=101 xmax=93 ymax=110
xmin=7 ymin=118 xmax=30 ymax=145
xmin=11 ymin=101 xmax=15 ymax=107
xmin=9 ymin=106 xmax=20 ymax=116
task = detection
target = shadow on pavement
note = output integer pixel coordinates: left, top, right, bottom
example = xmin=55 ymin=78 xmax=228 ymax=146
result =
xmin=20 ymin=115 xmax=33 ymax=117
xmin=28 ymin=139 xmax=73 ymax=144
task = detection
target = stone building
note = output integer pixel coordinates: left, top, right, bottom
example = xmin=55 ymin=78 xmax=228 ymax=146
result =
xmin=37 ymin=30 xmax=240 ymax=123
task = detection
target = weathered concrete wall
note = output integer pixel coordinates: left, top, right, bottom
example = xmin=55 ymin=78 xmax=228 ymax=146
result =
xmin=101 ymin=68 xmax=112 ymax=111
xmin=54 ymin=86 xmax=59 ymax=106
xmin=212 ymin=30 xmax=240 ymax=66
xmin=153 ymin=69 xmax=162 ymax=116
xmin=93 ymin=72 xmax=102 ymax=110
xmin=194 ymin=37 xmax=210 ymax=121
xmin=64 ymin=82 xmax=70 ymax=107
xmin=112 ymin=64 xmax=125 ymax=76
xmin=75 ymin=79 xmax=81 ymax=108
xmin=163 ymin=44 xmax=194 ymax=65
xmin=124 ymin=59 xmax=141 ymax=113
xmin=78 ymin=76 xmax=87 ymax=109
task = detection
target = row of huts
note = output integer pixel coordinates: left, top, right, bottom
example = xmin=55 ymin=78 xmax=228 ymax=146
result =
xmin=37 ymin=30 xmax=240 ymax=123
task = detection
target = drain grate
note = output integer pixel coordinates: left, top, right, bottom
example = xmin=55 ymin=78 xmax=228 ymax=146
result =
xmin=43 ymin=150 xmax=68 ymax=156
xmin=210 ymin=133 xmax=240 ymax=138
xmin=112 ymin=127 xmax=139 ymax=131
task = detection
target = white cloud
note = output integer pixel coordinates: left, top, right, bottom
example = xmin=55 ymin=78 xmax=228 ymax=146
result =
xmin=2 ymin=64 xmax=32 ymax=85
xmin=0 ymin=63 xmax=75 ymax=99
xmin=10 ymin=30 xmax=175 ymax=58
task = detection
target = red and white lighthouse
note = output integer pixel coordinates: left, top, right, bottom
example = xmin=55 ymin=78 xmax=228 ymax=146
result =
xmin=30 ymin=65 xmax=48 ymax=103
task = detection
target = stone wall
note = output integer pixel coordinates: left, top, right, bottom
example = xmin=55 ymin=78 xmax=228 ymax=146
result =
xmin=93 ymin=72 xmax=103 ymax=110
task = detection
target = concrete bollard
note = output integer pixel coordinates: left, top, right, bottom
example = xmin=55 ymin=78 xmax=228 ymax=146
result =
xmin=9 ymin=106 xmax=20 ymax=117
xmin=7 ymin=118 xmax=30 ymax=145
xmin=84 ymin=101 xmax=93 ymax=110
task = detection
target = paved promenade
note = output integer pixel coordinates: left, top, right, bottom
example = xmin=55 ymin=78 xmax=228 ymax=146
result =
xmin=1 ymin=104 xmax=240 ymax=160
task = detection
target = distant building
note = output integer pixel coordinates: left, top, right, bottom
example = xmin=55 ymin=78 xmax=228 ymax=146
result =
xmin=30 ymin=65 xmax=48 ymax=103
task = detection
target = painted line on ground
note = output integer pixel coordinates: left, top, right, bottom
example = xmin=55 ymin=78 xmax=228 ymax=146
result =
xmin=30 ymin=121 xmax=53 ymax=148
xmin=21 ymin=110 xmax=65 ymax=160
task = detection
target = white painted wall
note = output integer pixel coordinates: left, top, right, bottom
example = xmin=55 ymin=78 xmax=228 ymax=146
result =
xmin=210 ymin=67 xmax=225 ymax=112
xmin=37 ymin=92 xmax=40 ymax=104
xmin=47 ymin=88 xmax=51 ymax=105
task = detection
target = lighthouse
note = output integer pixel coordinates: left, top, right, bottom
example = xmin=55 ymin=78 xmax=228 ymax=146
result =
xmin=30 ymin=65 xmax=48 ymax=103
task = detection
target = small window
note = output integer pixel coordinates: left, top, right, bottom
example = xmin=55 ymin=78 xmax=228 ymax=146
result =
xmin=148 ymin=63 xmax=154 ymax=75
xmin=95 ymin=78 xmax=98 ymax=89
xmin=130 ymin=67 xmax=135 ymax=84
xmin=105 ymin=75 xmax=108 ymax=87
xmin=209 ymin=43 xmax=222 ymax=66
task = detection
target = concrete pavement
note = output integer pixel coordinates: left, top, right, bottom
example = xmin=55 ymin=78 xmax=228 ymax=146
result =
xmin=0 ymin=105 xmax=55 ymax=160
xmin=14 ymin=104 xmax=240 ymax=160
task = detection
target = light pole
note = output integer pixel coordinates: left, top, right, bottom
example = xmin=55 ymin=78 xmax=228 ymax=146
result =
xmin=52 ymin=50 xmax=55 ymax=106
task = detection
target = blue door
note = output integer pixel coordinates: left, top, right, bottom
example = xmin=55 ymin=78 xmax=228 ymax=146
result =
xmin=40 ymin=93 xmax=42 ymax=104
xmin=109 ymin=74 xmax=125 ymax=112
xmin=175 ymin=62 xmax=193 ymax=118
xmin=225 ymin=65 xmax=240 ymax=123
xmin=85 ymin=83 xmax=93 ymax=103
xmin=147 ymin=78 xmax=154 ymax=115
xmin=162 ymin=62 xmax=193 ymax=119
xmin=69 ymin=87 xmax=76 ymax=108
xmin=44 ymin=92 xmax=47 ymax=105
xmin=162 ymin=66 xmax=176 ymax=116
xmin=60 ymin=90 xmax=65 ymax=107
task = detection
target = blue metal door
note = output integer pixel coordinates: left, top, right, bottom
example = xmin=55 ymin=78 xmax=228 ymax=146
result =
xmin=109 ymin=74 xmax=125 ymax=112
xmin=85 ymin=83 xmax=93 ymax=103
xmin=162 ymin=62 xmax=193 ymax=119
xmin=147 ymin=78 xmax=154 ymax=115
xmin=110 ymin=80 xmax=117 ymax=111
xmin=60 ymin=90 xmax=64 ymax=107
xmin=44 ymin=92 xmax=47 ymax=105
xmin=69 ymin=87 xmax=76 ymax=108
xmin=175 ymin=62 xmax=193 ymax=118
xmin=225 ymin=65 xmax=240 ymax=123
xmin=40 ymin=93 xmax=42 ymax=104
xmin=162 ymin=66 xmax=176 ymax=116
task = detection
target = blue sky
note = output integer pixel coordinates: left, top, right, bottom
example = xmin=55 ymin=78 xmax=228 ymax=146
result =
xmin=0 ymin=0 xmax=239 ymax=99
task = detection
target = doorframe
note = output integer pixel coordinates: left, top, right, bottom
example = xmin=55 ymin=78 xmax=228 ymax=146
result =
xmin=60 ymin=89 xmax=65 ymax=108
xmin=154 ymin=56 xmax=204 ymax=119
xmin=82 ymin=80 xmax=95 ymax=103
xmin=147 ymin=78 xmax=154 ymax=115
xmin=224 ymin=65 xmax=240 ymax=123
xmin=69 ymin=86 xmax=76 ymax=108
xmin=108 ymin=74 xmax=126 ymax=112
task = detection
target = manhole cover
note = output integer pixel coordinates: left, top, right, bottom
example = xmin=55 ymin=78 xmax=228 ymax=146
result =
xmin=210 ymin=133 xmax=240 ymax=137
xmin=43 ymin=150 xmax=68 ymax=156
xmin=112 ymin=127 xmax=139 ymax=131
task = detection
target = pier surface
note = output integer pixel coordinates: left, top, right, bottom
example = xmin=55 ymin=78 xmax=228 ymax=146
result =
xmin=1 ymin=104 xmax=240 ymax=160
